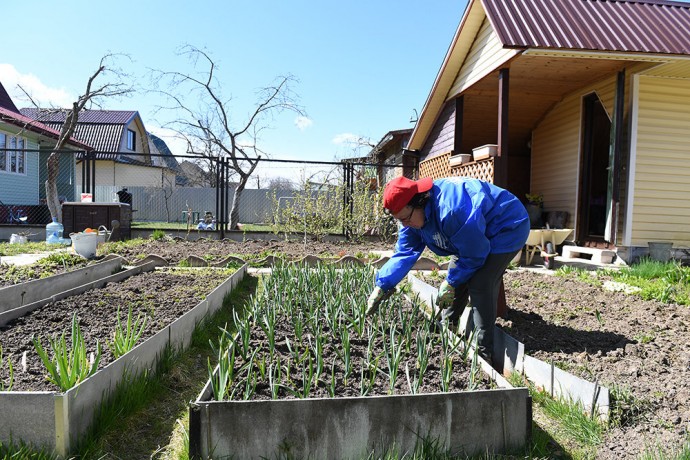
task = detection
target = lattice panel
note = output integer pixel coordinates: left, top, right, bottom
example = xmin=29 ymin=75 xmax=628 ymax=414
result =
xmin=451 ymin=158 xmax=495 ymax=183
xmin=419 ymin=152 xmax=451 ymax=180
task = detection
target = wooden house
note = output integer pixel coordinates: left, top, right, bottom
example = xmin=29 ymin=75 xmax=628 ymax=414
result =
xmin=408 ymin=0 xmax=690 ymax=263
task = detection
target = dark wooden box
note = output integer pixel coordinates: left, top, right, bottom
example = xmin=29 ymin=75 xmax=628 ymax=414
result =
xmin=62 ymin=202 xmax=132 ymax=241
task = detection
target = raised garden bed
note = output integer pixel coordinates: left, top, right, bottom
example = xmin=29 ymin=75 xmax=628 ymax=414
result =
xmin=190 ymin=263 xmax=531 ymax=458
xmin=0 ymin=261 xmax=246 ymax=456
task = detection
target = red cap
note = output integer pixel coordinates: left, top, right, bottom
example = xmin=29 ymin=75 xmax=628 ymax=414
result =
xmin=383 ymin=176 xmax=433 ymax=213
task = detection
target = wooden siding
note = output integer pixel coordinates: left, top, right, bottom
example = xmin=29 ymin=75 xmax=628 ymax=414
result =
xmin=531 ymin=75 xmax=617 ymax=231
xmin=420 ymin=100 xmax=455 ymax=160
xmin=0 ymin=135 xmax=40 ymax=205
xmin=628 ymin=76 xmax=690 ymax=246
xmin=448 ymin=17 xmax=519 ymax=98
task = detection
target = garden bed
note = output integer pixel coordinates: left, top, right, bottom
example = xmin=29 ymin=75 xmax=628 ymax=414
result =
xmin=0 ymin=263 xmax=246 ymax=456
xmin=499 ymin=269 xmax=690 ymax=459
xmin=190 ymin=263 xmax=531 ymax=458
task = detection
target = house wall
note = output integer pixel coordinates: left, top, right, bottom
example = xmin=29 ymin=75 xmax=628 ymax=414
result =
xmin=76 ymin=161 xmax=171 ymax=190
xmin=626 ymin=75 xmax=690 ymax=247
xmin=0 ymin=130 xmax=40 ymax=205
xmin=530 ymin=74 xmax=618 ymax=232
xmin=448 ymin=17 xmax=519 ymax=98
xmin=420 ymin=100 xmax=455 ymax=160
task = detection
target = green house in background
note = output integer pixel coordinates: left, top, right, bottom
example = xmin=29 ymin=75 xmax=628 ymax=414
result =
xmin=0 ymin=82 xmax=92 ymax=224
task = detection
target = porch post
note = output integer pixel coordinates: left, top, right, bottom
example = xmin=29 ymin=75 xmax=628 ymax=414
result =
xmin=607 ymin=69 xmax=626 ymax=243
xmin=496 ymin=68 xmax=509 ymax=188
xmin=454 ymin=96 xmax=464 ymax=156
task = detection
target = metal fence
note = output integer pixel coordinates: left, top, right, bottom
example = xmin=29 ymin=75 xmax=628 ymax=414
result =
xmin=0 ymin=149 xmax=407 ymax=240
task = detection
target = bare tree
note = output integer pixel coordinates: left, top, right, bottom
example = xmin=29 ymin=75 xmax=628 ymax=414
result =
xmin=151 ymin=45 xmax=306 ymax=229
xmin=266 ymin=177 xmax=297 ymax=191
xmin=20 ymin=54 xmax=133 ymax=222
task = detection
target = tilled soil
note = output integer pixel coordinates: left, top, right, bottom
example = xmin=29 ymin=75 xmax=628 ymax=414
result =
xmin=500 ymin=269 xmax=690 ymax=458
xmin=106 ymin=237 xmax=393 ymax=266
xmin=0 ymin=268 xmax=234 ymax=391
xmin=2 ymin=238 xmax=689 ymax=457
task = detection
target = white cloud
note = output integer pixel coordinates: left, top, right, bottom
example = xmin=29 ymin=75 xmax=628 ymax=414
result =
xmin=294 ymin=116 xmax=313 ymax=131
xmin=0 ymin=64 xmax=74 ymax=108
xmin=332 ymin=133 xmax=359 ymax=145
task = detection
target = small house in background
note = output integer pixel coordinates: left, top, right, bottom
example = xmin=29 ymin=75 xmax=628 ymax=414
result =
xmin=0 ymin=82 xmax=92 ymax=223
xmin=408 ymin=0 xmax=690 ymax=263
xmin=20 ymin=108 xmax=177 ymax=195
xmin=367 ymin=128 xmax=415 ymax=187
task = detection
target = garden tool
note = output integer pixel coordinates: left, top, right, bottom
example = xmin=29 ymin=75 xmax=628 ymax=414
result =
xmin=108 ymin=220 xmax=120 ymax=242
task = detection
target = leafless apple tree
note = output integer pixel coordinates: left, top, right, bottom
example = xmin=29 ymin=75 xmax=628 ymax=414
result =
xmin=151 ymin=45 xmax=305 ymax=229
xmin=20 ymin=54 xmax=133 ymax=222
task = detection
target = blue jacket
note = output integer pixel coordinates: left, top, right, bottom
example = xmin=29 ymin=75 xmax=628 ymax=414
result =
xmin=376 ymin=178 xmax=530 ymax=291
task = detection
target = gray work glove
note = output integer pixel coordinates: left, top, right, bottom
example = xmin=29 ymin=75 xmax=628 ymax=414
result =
xmin=366 ymin=286 xmax=392 ymax=316
xmin=436 ymin=280 xmax=455 ymax=309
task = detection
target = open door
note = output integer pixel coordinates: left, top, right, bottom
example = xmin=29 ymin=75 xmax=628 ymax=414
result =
xmin=578 ymin=94 xmax=613 ymax=247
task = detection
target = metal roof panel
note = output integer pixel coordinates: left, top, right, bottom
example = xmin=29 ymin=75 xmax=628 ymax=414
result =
xmin=483 ymin=0 xmax=690 ymax=55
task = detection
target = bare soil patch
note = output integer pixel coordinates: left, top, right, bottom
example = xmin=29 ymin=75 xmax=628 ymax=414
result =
xmin=107 ymin=237 xmax=391 ymax=265
xmin=2 ymin=238 xmax=689 ymax=457
xmin=0 ymin=268 xmax=234 ymax=391
xmin=500 ymin=269 xmax=690 ymax=459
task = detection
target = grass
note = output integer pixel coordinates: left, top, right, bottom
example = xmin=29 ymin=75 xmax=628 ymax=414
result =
xmin=130 ymin=221 xmax=274 ymax=232
xmin=601 ymin=258 xmax=690 ymax=305
xmin=0 ymin=241 xmax=57 ymax=256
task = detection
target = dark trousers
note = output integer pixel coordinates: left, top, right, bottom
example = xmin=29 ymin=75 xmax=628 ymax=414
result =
xmin=447 ymin=250 xmax=520 ymax=360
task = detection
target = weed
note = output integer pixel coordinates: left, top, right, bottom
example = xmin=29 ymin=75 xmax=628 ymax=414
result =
xmin=32 ymin=313 xmax=102 ymax=391
xmin=635 ymin=331 xmax=656 ymax=344
xmin=108 ymin=305 xmax=148 ymax=359
xmin=150 ymin=229 xmax=166 ymax=240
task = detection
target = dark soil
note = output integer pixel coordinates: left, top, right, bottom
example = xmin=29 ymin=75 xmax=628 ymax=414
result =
xmin=500 ymin=269 xmax=690 ymax=459
xmin=2 ymin=238 xmax=689 ymax=458
xmin=106 ymin=237 xmax=392 ymax=266
xmin=0 ymin=268 xmax=234 ymax=391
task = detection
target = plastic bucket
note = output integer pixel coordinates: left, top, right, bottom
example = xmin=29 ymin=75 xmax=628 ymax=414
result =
xmin=70 ymin=232 xmax=99 ymax=259
xmin=10 ymin=234 xmax=28 ymax=244
xmin=648 ymin=241 xmax=672 ymax=262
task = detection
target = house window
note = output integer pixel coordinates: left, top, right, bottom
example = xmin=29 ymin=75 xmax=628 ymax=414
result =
xmin=0 ymin=132 xmax=26 ymax=175
xmin=127 ymin=129 xmax=136 ymax=151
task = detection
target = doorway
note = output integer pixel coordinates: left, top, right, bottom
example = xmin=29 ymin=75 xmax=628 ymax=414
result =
xmin=578 ymin=94 xmax=611 ymax=246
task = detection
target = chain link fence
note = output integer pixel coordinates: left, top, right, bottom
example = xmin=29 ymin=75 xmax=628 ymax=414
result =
xmin=0 ymin=149 xmax=408 ymax=242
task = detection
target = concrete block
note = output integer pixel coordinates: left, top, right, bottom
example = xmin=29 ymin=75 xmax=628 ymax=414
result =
xmin=561 ymin=246 xmax=615 ymax=264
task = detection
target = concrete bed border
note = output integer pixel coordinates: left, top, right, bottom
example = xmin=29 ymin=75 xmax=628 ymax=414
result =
xmin=0 ymin=264 xmax=248 ymax=456
xmin=408 ymin=273 xmax=610 ymax=420
xmin=189 ymin=269 xmax=532 ymax=459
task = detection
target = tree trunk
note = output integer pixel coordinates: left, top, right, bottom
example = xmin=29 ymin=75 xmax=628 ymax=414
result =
xmin=45 ymin=152 xmax=62 ymax=222
xmin=228 ymin=175 xmax=248 ymax=230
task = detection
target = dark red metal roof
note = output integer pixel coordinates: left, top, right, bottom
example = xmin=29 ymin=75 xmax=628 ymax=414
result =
xmin=0 ymin=106 xmax=92 ymax=150
xmin=20 ymin=108 xmax=137 ymax=125
xmin=482 ymin=0 xmax=690 ymax=55
xmin=20 ymin=108 xmax=139 ymax=159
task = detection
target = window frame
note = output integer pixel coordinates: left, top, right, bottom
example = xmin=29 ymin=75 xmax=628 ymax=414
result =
xmin=0 ymin=132 xmax=26 ymax=175
xmin=127 ymin=129 xmax=136 ymax=151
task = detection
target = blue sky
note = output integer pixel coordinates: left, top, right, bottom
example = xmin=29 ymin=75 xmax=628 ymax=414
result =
xmin=2 ymin=1 xmax=467 ymax=166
